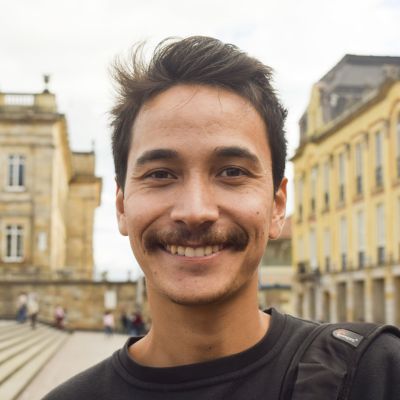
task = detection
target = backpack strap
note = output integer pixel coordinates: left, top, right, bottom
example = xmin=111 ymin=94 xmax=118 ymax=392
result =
xmin=279 ymin=320 xmax=400 ymax=400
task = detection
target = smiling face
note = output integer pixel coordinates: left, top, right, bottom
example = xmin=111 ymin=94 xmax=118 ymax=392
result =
xmin=116 ymin=84 xmax=287 ymax=306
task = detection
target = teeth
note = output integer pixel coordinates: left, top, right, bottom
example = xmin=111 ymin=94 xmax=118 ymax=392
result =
xmin=194 ymin=247 xmax=205 ymax=257
xmin=185 ymin=247 xmax=195 ymax=257
xmin=165 ymin=245 xmax=222 ymax=257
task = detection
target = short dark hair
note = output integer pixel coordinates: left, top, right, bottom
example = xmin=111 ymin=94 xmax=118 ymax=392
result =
xmin=110 ymin=36 xmax=287 ymax=193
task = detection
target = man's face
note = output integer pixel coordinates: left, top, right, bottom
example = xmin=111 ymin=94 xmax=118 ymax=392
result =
xmin=116 ymin=84 xmax=286 ymax=306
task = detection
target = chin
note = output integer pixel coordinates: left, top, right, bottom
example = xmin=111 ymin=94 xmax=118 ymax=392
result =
xmin=160 ymin=283 xmax=240 ymax=307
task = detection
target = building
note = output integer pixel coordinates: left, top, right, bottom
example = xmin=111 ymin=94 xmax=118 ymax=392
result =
xmin=258 ymin=217 xmax=293 ymax=314
xmin=292 ymin=55 xmax=400 ymax=324
xmin=0 ymin=83 xmax=101 ymax=280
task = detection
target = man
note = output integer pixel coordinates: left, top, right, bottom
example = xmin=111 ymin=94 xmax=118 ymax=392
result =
xmin=44 ymin=36 xmax=400 ymax=399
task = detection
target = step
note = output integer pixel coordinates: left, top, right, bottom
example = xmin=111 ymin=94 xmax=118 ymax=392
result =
xmin=0 ymin=326 xmax=46 ymax=353
xmin=0 ymin=333 xmax=68 ymax=400
xmin=0 ymin=325 xmax=28 ymax=342
xmin=0 ymin=331 xmax=61 ymax=384
xmin=0 ymin=330 xmax=54 ymax=366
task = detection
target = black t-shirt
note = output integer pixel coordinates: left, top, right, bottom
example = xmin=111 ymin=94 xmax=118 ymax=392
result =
xmin=43 ymin=309 xmax=400 ymax=399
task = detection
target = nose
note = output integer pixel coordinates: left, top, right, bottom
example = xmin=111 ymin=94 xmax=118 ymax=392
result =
xmin=170 ymin=175 xmax=219 ymax=229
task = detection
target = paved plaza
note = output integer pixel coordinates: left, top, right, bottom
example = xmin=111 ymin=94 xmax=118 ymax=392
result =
xmin=17 ymin=331 xmax=128 ymax=400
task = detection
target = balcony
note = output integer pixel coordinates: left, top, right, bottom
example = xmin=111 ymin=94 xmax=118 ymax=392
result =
xmin=0 ymin=92 xmax=57 ymax=113
xmin=296 ymin=262 xmax=320 ymax=282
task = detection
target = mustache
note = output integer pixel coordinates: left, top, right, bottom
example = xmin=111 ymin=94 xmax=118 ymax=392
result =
xmin=143 ymin=224 xmax=249 ymax=252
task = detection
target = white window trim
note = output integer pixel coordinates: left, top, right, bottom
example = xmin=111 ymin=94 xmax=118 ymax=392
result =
xmin=6 ymin=154 xmax=26 ymax=191
xmin=3 ymin=225 xmax=24 ymax=263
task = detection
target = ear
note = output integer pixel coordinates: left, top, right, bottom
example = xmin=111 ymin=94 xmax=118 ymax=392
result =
xmin=268 ymin=177 xmax=287 ymax=240
xmin=116 ymin=184 xmax=128 ymax=236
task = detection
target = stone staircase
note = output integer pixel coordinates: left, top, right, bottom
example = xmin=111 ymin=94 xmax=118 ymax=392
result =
xmin=0 ymin=320 xmax=69 ymax=400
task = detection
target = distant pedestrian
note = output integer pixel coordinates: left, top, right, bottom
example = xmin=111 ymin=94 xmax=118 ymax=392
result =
xmin=130 ymin=311 xmax=145 ymax=336
xmin=16 ymin=292 xmax=28 ymax=323
xmin=120 ymin=311 xmax=130 ymax=334
xmin=54 ymin=305 xmax=65 ymax=329
xmin=103 ymin=310 xmax=115 ymax=337
xmin=27 ymin=293 xmax=39 ymax=329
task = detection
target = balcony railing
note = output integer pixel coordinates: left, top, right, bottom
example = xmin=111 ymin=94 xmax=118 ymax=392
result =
xmin=0 ymin=92 xmax=57 ymax=113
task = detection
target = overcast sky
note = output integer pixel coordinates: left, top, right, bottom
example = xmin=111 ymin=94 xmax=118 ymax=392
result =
xmin=1 ymin=0 xmax=399 ymax=280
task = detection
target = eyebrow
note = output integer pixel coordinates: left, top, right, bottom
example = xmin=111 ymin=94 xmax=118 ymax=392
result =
xmin=213 ymin=146 xmax=261 ymax=165
xmin=135 ymin=149 xmax=179 ymax=166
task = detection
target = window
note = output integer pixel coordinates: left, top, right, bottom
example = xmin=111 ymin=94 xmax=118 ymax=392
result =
xmin=310 ymin=167 xmax=317 ymax=214
xmin=297 ymin=177 xmax=304 ymax=221
xmin=376 ymin=203 xmax=385 ymax=265
xmin=355 ymin=142 xmax=363 ymax=195
xmin=297 ymin=236 xmax=305 ymax=273
xmin=338 ymin=152 xmax=345 ymax=203
xmin=356 ymin=210 xmax=365 ymax=268
xmin=4 ymin=225 xmax=24 ymax=261
xmin=7 ymin=155 xmax=25 ymax=189
xmin=340 ymin=217 xmax=347 ymax=270
xmin=323 ymin=161 xmax=330 ymax=209
xmin=324 ymin=229 xmax=331 ymax=272
xmin=375 ymin=131 xmax=383 ymax=188
xmin=309 ymin=229 xmax=318 ymax=270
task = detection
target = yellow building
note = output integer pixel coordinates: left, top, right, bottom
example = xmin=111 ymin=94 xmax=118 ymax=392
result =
xmin=0 ymin=84 xmax=101 ymax=279
xmin=292 ymin=55 xmax=400 ymax=325
xmin=258 ymin=217 xmax=293 ymax=314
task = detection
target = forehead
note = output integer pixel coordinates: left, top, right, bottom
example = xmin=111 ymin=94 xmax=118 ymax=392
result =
xmin=130 ymin=84 xmax=270 ymax=159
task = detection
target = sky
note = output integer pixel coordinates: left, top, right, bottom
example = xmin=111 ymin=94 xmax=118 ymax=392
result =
xmin=1 ymin=0 xmax=399 ymax=280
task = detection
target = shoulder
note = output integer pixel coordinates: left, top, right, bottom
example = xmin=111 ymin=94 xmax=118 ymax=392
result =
xmin=350 ymin=331 xmax=400 ymax=400
xmin=42 ymin=355 xmax=116 ymax=400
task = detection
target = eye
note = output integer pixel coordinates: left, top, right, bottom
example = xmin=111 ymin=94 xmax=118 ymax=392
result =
xmin=219 ymin=167 xmax=247 ymax=177
xmin=145 ymin=170 xmax=176 ymax=179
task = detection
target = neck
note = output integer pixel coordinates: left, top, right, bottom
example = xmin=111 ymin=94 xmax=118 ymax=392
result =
xmin=129 ymin=278 xmax=270 ymax=367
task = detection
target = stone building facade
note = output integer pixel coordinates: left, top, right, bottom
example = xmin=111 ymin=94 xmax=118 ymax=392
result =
xmin=0 ymin=88 xmax=101 ymax=280
xmin=292 ymin=55 xmax=400 ymax=325
xmin=258 ymin=217 xmax=293 ymax=314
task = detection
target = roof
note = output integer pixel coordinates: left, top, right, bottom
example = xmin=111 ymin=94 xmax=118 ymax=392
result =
xmin=317 ymin=54 xmax=400 ymax=124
